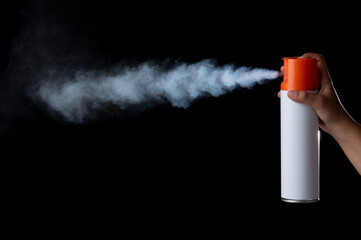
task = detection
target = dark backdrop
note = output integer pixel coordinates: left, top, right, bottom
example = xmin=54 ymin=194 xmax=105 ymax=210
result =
xmin=1 ymin=0 xmax=360 ymax=232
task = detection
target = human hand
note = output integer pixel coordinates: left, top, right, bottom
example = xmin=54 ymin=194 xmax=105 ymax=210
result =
xmin=278 ymin=53 xmax=353 ymax=139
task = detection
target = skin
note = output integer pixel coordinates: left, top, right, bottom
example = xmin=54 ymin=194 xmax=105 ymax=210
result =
xmin=278 ymin=53 xmax=361 ymax=175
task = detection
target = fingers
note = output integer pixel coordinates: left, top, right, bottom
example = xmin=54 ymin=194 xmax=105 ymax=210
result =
xmin=287 ymin=90 xmax=320 ymax=110
xmin=298 ymin=52 xmax=331 ymax=85
xmin=298 ymin=53 xmax=327 ymax=72
xmin=278 ymin=53 xmax=331 ymax=105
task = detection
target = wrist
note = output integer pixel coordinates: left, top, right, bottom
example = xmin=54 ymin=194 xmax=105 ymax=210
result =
xmin=329 ymin=115 xmax=359 ymax=144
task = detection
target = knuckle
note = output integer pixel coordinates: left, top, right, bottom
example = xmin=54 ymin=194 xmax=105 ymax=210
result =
xmin=317 ymin=54 xmax=325 ymax=61
xmin=298 ymin=91 xmax=307 ymax=99
xmin=304 ymin=52 xmax=325 ymax=62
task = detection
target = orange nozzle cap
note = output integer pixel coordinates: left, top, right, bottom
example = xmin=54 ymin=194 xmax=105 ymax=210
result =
xmin=281 ymin=57 xmax=318 ymax=91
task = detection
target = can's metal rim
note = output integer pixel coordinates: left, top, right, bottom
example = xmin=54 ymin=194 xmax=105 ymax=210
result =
xmin=281 ymin=197 xmax=320 ymax=203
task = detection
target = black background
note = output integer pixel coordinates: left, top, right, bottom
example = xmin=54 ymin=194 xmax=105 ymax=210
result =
xmin=1 ymin=0 xmax=361 ymax=232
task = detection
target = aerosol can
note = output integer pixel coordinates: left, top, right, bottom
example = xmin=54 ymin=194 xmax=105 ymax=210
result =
xmin=281 ymin=57 xmax=320 ymax=203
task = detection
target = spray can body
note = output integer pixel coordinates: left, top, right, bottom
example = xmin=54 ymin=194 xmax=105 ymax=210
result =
xmin=280 ymin=57 xmax=319 ymax=203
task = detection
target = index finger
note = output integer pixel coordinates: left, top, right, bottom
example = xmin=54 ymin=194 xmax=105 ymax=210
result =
xmin=298 ymin=52 xmax=330 ymax=85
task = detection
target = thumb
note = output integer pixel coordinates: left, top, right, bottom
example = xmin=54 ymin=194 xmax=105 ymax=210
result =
xmin=287 ymin=90 xmax=319 ymax=110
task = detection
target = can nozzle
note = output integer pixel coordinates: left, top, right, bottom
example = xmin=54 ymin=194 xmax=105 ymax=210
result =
xmin=281 ymin=57 xmax=318 ymax=91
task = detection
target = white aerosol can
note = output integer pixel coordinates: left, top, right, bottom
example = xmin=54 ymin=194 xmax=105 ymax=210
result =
xmin=281 ymin=57 xmax=320 ymax=203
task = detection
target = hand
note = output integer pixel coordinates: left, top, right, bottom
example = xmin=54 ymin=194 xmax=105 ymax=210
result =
xmin=278 ymin=53 xmax=353 ymax=139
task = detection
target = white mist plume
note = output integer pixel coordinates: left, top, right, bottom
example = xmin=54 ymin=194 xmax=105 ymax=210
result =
xmin=37 ymin=59 xmax=278 ymax=122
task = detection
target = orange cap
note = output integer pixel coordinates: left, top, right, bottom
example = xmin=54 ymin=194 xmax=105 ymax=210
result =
xmin=281 ymin=57 xmax=318 ymax=91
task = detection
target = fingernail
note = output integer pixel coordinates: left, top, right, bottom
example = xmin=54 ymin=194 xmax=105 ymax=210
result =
xmin=287 ymin=90 xmax=297 ymax=98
